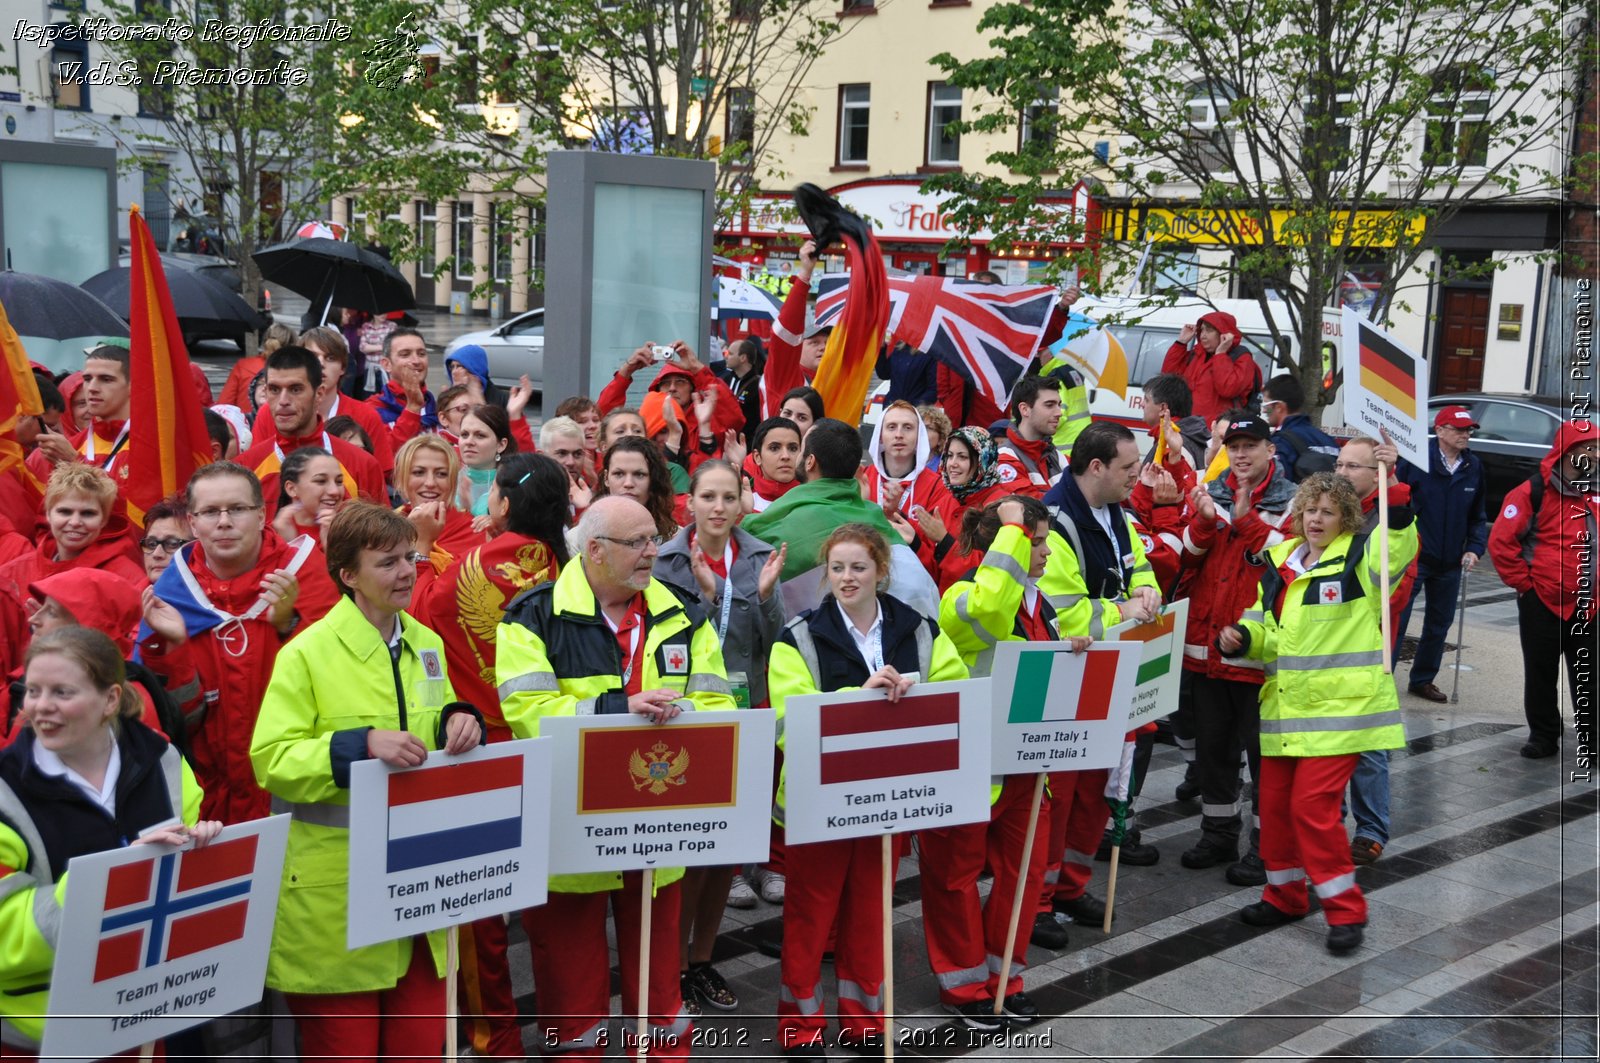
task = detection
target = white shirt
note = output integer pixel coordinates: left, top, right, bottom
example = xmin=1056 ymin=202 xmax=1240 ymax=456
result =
xmin=1441 ymin=450 xmax=1464 ymax=475
xmin=1088 ymin=503 xmax=1117 ymax=542
xmin=34 ymin=738 xmax=121 ymax=816
xmin=837 ymin=600 xmax=885 ymax=672
xmin=1285 ymin=543 xmax=1314 ymax=577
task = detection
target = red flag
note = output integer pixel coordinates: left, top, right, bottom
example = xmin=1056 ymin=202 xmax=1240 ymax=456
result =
xmin=795 ymin=184 xmax=889 ymax=424
xmin=818 ymin=691 xmax=961 ymax=784
xmin=126 ymin=206 xmax=212 ymax=527
xmin=578 ymin=722 xmax=739 ymax=814
xmin=0 ymin=297 xmax=44 ymax=499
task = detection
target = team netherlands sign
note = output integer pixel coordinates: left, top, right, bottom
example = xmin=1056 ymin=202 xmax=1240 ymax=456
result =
xmin=782 ymin=679 xmax=992 ymax=845
xmin=1104 ymin=599 xmax=1190 ymax=728
xmin=988 ymin=641 xmax=1141 ymax=773
xmin=543 ymin=710 xmax=776 ymax=874
xmin=41 ymin=816 xmax=290 ymax=1063
xmin=1341 ymin=307 xmax=1430 ymax=468
xmin=347 ymin=739 xmax=553 ymax=949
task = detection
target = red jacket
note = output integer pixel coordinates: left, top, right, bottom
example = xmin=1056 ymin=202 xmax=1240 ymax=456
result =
xmin=139 ymin=531 xmax=340 ymax=823
xmin=1177 ymin=467 xmax=1296 ymax=682
xmin=0 ymin=529 xmax=144 ymax=606
xmin=1488 ymin=420 xmax=1600 ymax=621
xmin=414 ymin=533 xmax=561 ymax=733
xmin=760 ymin=277 xmax=812 ymax=419
xmin=597 ymin=362 xmax=743 ymax=456
xmin=253 ymin=392 xmax=394 ymax=475
xmin=238 ymin=421 xmax=387 ymax=518
xmin=936 ymin=362 xmax=1006 ymax=433
xmin=1160 ymin=311 xmax=1262 ymax=423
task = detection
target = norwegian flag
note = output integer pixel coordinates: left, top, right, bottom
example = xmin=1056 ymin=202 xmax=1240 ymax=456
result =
xmin=815 ymin=274 xmax=1060 ymax=409
xmin=93 ymin=836 xmax=258 ymax=982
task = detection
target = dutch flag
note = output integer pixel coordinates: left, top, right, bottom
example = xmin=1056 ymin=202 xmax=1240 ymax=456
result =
xmin=386 ymin=757 xmax=523 ymax=874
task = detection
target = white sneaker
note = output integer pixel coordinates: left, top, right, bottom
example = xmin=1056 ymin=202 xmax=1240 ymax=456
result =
xmin=752 ymin=868 xmax=786 ymax=904
xmin=726 ymin=873 xmax=758 ymax=909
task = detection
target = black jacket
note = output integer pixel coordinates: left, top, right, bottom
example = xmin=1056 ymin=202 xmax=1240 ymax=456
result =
xmin=779 ymin=592 xmax=936 ymax=692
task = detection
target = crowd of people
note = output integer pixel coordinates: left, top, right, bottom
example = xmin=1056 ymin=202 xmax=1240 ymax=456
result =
xmin=0 ymin=238 xmax=1594 ymax=1062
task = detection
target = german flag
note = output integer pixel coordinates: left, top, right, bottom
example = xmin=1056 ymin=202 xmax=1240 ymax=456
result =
xmin=0 ymin=297 xmax=44 ymax=496
xmin=1357 ymin=322 xmax=1417 ymax=419
xmin=794 ymin=184 xmax=889 ymax=424
xmin=125 ymin=206 xmax=213 ymax=527
xmin=577 ymin=721 xmax=739 ymax=814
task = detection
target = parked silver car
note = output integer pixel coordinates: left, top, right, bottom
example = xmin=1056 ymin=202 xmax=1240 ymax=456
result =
xmin=443 ymin=308 xmax=545 ymax=390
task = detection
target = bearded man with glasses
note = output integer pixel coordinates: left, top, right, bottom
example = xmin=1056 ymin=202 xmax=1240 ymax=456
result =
xmin=136 ymin=462 xmax=339 ymax=824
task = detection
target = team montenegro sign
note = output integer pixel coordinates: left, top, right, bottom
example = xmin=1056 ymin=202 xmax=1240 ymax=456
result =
xmin=543 ymin=710 xmax=776 ymax=874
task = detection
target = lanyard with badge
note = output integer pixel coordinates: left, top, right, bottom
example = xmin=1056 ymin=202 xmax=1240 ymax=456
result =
xmin=604 ymin=610 xmax=641 ymax=688
xmin=84 ymin=421 xmax=130 ymax=470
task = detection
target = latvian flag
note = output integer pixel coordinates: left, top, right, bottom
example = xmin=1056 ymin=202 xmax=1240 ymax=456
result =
xmin=1007 ymin=647 xmax=1122 ymax=724
xmin=1117 ymin=611 xmax=1178 ymax=685
xmin=95 ymin=836 xmax=257 ymax=982
xmin=819 ymin=691 xmax=961 ymax=784
xmin=387 ymin=758 xmax=523 ymax=874
xmin=1356 ymin=321 xmax=1418 ymax=419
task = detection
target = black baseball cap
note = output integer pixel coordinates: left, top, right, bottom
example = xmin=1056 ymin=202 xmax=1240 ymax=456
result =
xmin=1222 ymin=416 xmax=1271 ymax=444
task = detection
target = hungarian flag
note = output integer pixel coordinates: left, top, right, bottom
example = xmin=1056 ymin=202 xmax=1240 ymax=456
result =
xmin=0 ymin=297 xmax=43 ymax=494
xmin=794 ymin=184 xmax=889 ymax=424
xmin=1006 ymin=646 xmax=1123 ymax=724
xmin=578 ymin=721 xmax=739 ymax=814
xmin=1356 ymin=320 xmax=1418 ymax=419
xmin=1113 ymin=610 xmax=1179 ymax=685
xmin=95 ymin=835 xmax=258 ymax=982
xmin=125 ymin=206 xmax=213 ymax=527
xmin=818 ymin=691 xmax=961 ymax=784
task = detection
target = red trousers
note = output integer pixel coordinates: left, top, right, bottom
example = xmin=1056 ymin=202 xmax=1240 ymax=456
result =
xmin=778 ymin=836 xmax=886 ymax=1049
xmin=521 ymin=877 xmax=692 ymax=1060
xmin=919 ymin=775 xmax=1049 ymax=1007
xmin=284 ymin=938 xmax=445 ymax=1063
xmin=1037 ymin=769 xmax=1108 ymax=914
xmin=1258 ymin=754 xmax=1367 ymax=926
xmin=457 ymin=913 xmax=525 ymax=1059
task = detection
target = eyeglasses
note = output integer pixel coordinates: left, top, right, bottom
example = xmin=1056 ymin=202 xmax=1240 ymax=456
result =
xmin=596 ymin=534 xmax=667 ymax=552
xmin=1437 ymin=425 xmax=1475 ymax=434
xmin=139 ymin=536 xmax=193 ymax=553
xmin=191 ymin=504 xmax=263 ymax=524
xmin=1333 ymin=462 xmax=1379 ymax=473
xmin=1259 ymin=400 xmax=1285 ymax=411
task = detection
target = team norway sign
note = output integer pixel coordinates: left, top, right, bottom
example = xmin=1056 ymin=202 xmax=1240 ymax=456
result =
xmin=1104 ymin=599 xmax=1190 ymax=728
xmin=544 ymin=710 xmax=777 ymax=874
xmin=782 ymin=680 xmax=992 ymax=844
xmin=989 ymin=641 xmax=1140 ymax=773
xmin=41 ymin=816 xmax=290 ymax=1063
xmin=347 ymin=739 xmax=553 ymax=948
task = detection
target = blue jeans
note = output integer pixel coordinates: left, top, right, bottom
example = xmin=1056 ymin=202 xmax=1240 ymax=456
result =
xmin=1347 ymin=750 xmax=1390 ymax=844
xmin=1399 ymin=559 xmax=1463 ymax=688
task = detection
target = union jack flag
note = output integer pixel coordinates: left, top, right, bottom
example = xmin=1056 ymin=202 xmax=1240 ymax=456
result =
xmin=815 ymin=275 xmax=1060 ymax=408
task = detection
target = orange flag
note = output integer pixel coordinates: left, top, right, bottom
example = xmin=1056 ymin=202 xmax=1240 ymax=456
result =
xmin=794 ymin=184 xmax=890 ymax=424
xmin=1153 ymin=412 xmax=1169 ymax=466
xmin=0 ymin=297 xmax=44 ymax=496
xmin=126 ymin=206 xmax=213 ymax=527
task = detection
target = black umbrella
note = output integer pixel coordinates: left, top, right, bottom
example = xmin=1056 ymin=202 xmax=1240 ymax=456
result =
xmin=119 ymin=251 xmax=244 ymax=294
xmin=252 ymin=237 xmax=415 ymax=325
xmin=82 ymin=266 xmax=268 ymax=336
xmin=0 ymin=269 xmax=129 ymax=340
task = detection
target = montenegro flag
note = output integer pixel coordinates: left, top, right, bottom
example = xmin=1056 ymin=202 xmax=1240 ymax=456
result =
xmin=0 ymin=298 xmax=44 ymax=497
xmin=126 ymin=207 xmax=212 ymax=527
xmin=795 ymin=184 xmax=889 ymax=424
xmin=577 ymin=721 xmax=740 ymax=814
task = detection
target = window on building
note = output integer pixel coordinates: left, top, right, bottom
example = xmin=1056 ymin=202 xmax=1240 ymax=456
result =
xmin=842 ymin=0 xmax=875 ymax=12
xmin=1146 ymin=246 xmax=1199 ymax=296
xmin=50 ymin=37 xmax=88 ymax=111
xmin=838 ymin=84 xmax=870 ymax=165
xmin=419 ymin=54 xmax=440 ymax=91
xmin=455 ymin=53 xmax=479 ymax=105
xmin=455 ymin=204 xmax=475 ymax=280
xmin=1425 ymin=66 xmax=1492 ymax=168
xmin=1019 ymin=86 xmax=1058 ymax=153
xmin=725 ymin=87 xmax=756 ymax=162
xmin=1183 ymin=81 xmax=1235 ymax=172
xmin=418 ymin=201 xmax=437 ymax=278
xmin=926 ymin=82 xmax=962 ymax=166
xmin=730 ymin=0 xmax=760 ymax=18
xmin=492 ymin=203 xmax=513 ymax=283
xmin=143 ymin=164 xmax=172 ymax=249
xmin=137 ymin=47 xmax=173 ymax=117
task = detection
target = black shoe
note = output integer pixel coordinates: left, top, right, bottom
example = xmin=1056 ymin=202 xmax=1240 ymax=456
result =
xmin=1521 ymin=740 xmax=1559 ymax=759
xmin=1409 ymin=682 xmax=1449 ymax=703
xmin=1030 ymin=911 xmax=1069 ymax=950
xmin=686 ymin=962 xmax=738 ymax=1011
xmin=1181 ymin=837 xmax=1238 ymax=869
xmin=1175 ymin=778 xmax=1201 ymax=803
xmin=783 ymin=1042 xmax=828 ymax=1059
xmin=754 ymin=933 xmax=783 ymax=959
xmin=834 ymin=1030 xmax=885 ymax=1057
xmin=678 ymin=971 xmax=701 ymax=1017
xmin=1106 ymin=839 xmax=1160 ymax=865
xmin=1327 ymin=923 xmax=1366 ymax=954
xmin=1002 ymin=991 xmax=1041 ymax=1026
xmin=1055 ymin=891 xmax=1109 ymax=926
xmin=1239 ymin=901 xmax=1306 ymax=927
xmin=1226 ymin=851 xmax=1268 ymax=887
xmin=944 ymin=1000 xmax=1007 ymax=1032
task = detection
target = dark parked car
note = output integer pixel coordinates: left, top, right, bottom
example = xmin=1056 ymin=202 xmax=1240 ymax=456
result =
xmin=1425 ymin=393 xmax=1566 ymax=513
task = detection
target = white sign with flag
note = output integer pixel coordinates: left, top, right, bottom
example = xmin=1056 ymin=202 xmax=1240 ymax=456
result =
xmin=543 ymin=710 xmax=776 ymax=875
xmin=1340 ymin=307 xmax=1430 ymax=467
xmin=347 ymin=739 xmax=552 ymax=948
xmin=41 ymin=816 xmax=290 ymax=1063
xmin=782 ymin=679 xmax=992 ymax=844
xmin=1104 ymin=599 xmax=1189 ymax=728
xmin=988 ymin=642 xmax=1140 ymax=773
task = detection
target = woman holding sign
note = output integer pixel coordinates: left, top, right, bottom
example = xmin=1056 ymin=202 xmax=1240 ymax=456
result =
xmin=1217 ymin=472 xmax=1417 ymax=955
xmin=0 ymin=628 xmax=218 ymax=1058
xmin=767 ymin=524 xmax=968 ymax=1056
xmin=250 ymin=502 xmax=485 ymax=1062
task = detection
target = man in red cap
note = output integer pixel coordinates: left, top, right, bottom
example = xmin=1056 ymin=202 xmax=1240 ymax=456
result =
xmin=1488 ymin=419 xmax=1600 ymax=758
xmin=1394 ymin=406 xmax=1489 ymax=703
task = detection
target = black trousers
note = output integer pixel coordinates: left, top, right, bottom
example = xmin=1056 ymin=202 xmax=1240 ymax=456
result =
xmin=1518 ymin=591 xmax=1597 ymax=747
xmin=1193 ymin=674 xmax=1262 ymax=845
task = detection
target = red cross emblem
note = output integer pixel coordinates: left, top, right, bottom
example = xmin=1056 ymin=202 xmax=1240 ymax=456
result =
xmin=1322 ymin=586 xmax=1340 ymax=602
xmin=667 ymin=649 xmax=686 ymax=671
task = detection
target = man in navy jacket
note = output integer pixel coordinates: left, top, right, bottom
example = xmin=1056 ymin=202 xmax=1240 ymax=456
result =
xmin=1395 ymin=406 xmax=1490 ymax=702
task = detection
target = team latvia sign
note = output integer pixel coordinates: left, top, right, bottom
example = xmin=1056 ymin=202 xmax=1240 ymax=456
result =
xmin=988 ymin=641 xmax=1141 ymax=773
xmin=346 ymin=739 xmax=553 ymax=948
xmin=543 ymin=710 xmax=777 ymax=874
xmin=1340 ymin=307 xmax=1430 ymax=467
xmin=41 ymin=816 xmax=291 ymax=1063
xmin=781 ymin=680 xmax=992 ymax=844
